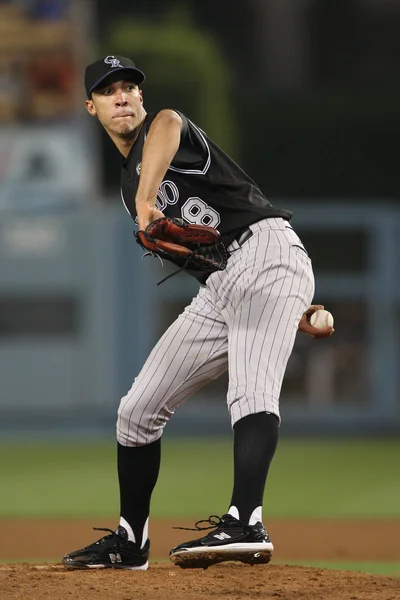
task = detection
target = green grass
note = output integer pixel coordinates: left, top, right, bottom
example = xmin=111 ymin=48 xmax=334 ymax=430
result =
xmin=0 ymin=437 xmax=399 ymax=518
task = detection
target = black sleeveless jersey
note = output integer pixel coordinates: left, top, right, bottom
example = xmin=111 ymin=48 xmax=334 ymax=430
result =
xmin=120 ymin=111 xmax=292 ymax=248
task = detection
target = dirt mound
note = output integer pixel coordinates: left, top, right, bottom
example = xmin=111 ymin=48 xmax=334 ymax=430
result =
xmin=2 ymin=518 xmax=400 ymax=562
xmin=1 ymin=563 xmax=398 ymax=600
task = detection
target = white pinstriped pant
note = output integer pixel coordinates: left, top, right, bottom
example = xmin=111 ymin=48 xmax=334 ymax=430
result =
xmin=117 ymin=218 xmax=315 ymax=446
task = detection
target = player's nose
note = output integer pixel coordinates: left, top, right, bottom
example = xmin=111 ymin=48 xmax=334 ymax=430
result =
xmin=115 ymin=93 xmax=128 ymax=107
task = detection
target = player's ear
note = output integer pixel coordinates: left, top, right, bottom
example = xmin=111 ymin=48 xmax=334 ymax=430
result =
xmin=139 ymin=89 xmax=143 ymax=104
xmin=85 ymin=99 xmax=97 ymax=117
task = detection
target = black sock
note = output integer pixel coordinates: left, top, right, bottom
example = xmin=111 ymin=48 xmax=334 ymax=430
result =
xmin=229 ymin=412 xmax=279 ymax=524
xmin=117 ymin=438 xmax=161 ymax=546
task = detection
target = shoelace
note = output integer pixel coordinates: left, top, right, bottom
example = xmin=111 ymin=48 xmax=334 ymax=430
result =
xmin=172 ymin=514 xmax=247 ymax=532
xmin=92 ymin=527 xmax=121 ymax=543
xmin=93 ymin=527 xmax=115 ymax=535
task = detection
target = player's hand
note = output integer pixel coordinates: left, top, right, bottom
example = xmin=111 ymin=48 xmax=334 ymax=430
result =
xmin=298 ymin=305 xmax=335 ymax=339
xmin=137 ymin=205 xmax=165 ymax=230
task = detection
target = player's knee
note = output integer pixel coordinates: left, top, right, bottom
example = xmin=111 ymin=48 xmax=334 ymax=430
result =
xmin=116 ymin=426 xmax=161 ymax=447
xmin=116 ymin=417 xmax=162 ymax=446
xmin=116 ymin=401 xmax=166 ymax=446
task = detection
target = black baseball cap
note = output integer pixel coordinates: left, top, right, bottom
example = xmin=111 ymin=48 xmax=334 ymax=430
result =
xmin=85 ymin=55 xmax=145 ymax=98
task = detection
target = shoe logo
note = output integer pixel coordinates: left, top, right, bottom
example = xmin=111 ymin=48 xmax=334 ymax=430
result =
xmin=109 ymin=553 xmax=122 ymax=563
xmin=214 ymin=532 xmax=231 ymax=541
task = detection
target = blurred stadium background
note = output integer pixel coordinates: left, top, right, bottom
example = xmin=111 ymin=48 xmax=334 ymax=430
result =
xmin=0 ymin=0 xmax=399 ymax=574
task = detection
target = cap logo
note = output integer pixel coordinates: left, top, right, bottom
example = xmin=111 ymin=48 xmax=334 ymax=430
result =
xmin=104 ymin=55 xmax=123 ymax=68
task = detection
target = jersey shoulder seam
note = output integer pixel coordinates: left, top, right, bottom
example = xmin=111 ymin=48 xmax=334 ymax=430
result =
xmin=168 ymin=121 xmax=211 ymax=176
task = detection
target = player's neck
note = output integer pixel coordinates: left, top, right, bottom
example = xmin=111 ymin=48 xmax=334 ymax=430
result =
xmin=109 ymin=110 xmax=147 ymax=158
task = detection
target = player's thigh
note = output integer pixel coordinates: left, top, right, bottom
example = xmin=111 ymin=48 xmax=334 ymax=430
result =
xmin=117 ymin=285 xmax=228 ymax=446
xmin=227 ymin=242 xmax=315 ymax=424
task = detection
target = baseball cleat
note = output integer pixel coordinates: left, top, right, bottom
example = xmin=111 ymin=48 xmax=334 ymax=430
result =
xmin=169 ymin=514 xmax=273 ymax=569
xmin=62 ymin=526 xmax=149 ymax=570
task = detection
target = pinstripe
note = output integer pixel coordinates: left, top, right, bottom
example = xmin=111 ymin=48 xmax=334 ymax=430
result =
xmin=244 ymin=235 xmax=273 ymax=415
xmin=128 ymin=301 xmax=221 ymax=441
xmin=117 ymin=217 xmax=315 ymax=446
xmin=252 ymin=233 xmax=289 ymax=393
xmin=272 ymin=252 xmax=314 ymax=401
xmin=144 ymin=316 xmax=226 ymax=440
xmin=270 ymin=258 xmax=304 ymax=402
xmin=229 ymin=230 xmax=284 ymax=416
xmin=118 ymin=292 xmax=208 ymax=438
xmin=228 ymin=230 xmax=271 ymax=418
xmin=226 ymin=220 xmax=314 ymax=425
xmin=122 ymin=312 xmax=195 ymax=441
xmin=257 ymin=235 xmax=299 ymax=379
xmin=243 ymin=230 xmax=271 ymax=410
xmin=161 ymin=358 xmax=228 ymax=408
xmin=266 ymin=249 xmax=304 ymax=407
xmin=119 ymin=293 xmax=206 ymax=408
xmin=213 ymin=240 xmax=256 ymax=319
xmin=117 ymin=286 xmax=229 ymax=445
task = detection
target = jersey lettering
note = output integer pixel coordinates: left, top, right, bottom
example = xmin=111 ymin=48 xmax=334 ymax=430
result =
xmin=121 ymin=111 xmax=292 ymax=249
xmin=153 ymin=183 xmax=221 ymax=228
xmin=155 ymin=180 xmax=179 ymax=212
xmin=181 ymin=197 xmax=221 ymax=227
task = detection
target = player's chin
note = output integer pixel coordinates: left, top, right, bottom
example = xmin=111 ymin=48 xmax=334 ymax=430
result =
xmin=114 ymin=123 xmax=136 ymax=138
xmin=118 ymin=121 xmax=134 ymax=132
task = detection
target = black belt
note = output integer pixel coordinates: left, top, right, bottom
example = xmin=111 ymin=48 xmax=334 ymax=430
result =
xmin=235 ymin=227 xmax=253 ymax=247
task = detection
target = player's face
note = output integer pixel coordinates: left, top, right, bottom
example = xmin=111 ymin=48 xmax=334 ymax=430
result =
xmin=85 ymin=80 xmax=144 ymax=138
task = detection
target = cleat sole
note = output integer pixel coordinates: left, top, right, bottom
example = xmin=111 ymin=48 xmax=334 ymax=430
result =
xmin=62 ymin=560 xmax=148 ymax=571
xmin=170 ymin=548 xmax=272 ymax=569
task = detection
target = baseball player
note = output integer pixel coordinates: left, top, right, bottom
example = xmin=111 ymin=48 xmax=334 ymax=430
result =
xmin=62 ymin=55 xmax=333 ymax=571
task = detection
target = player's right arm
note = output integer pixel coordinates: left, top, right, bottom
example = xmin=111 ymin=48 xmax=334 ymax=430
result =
xmin=298 ymin=305 xmax=334 ymax=338
xmin=136 ymin=110 xmax=183 ymax=230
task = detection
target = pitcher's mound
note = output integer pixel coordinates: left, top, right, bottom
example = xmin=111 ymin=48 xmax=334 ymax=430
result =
xmin=1 ymin=563 xmax=398 ymax=600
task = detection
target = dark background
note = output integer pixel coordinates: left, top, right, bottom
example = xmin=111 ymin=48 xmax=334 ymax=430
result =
xmin=95 ymin=0 xmax=400 ymax=203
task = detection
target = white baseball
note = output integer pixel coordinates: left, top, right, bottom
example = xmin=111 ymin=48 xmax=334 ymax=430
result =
xmin=309 ymin=309 xmax=334 ymax=329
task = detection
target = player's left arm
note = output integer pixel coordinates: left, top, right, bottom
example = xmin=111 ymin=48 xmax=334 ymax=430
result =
xmin=135 ymin=109 xmax=182 ymax=230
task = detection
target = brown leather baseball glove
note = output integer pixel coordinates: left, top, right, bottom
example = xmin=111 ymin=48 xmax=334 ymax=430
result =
xmin=135 ymin=217 xmax=228 ymax=272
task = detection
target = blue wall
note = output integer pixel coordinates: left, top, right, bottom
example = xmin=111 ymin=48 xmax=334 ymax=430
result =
xmin=0 ymin=202 xmax=399 ymax=436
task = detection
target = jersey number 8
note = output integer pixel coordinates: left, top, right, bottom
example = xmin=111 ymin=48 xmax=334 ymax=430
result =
xmin=181 ymin=197 xmax=221 ymax=228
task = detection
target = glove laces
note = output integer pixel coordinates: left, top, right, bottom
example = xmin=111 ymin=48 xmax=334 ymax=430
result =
xmin=156 ymin=267 xmax=185 ymax=286
xmin=141 ymin=251 xmax=186 ymax=286
xmin=141 ymin=251 xmax=164 ymax=267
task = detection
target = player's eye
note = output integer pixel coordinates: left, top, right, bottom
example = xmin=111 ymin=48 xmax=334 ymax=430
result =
xmin=126 ymin=85 xmax=135 ymax=91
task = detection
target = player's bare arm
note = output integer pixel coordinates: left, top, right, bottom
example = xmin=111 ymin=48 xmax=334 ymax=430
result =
xmin=136 ymin=110 xmax=182 ymax=230
xmin=298 ymin=304 xmax=334 ymax=338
